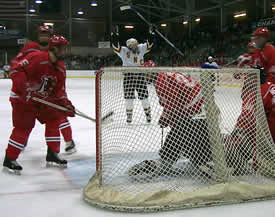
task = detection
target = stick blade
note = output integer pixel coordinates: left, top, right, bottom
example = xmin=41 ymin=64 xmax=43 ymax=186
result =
xmin=120 ymin=5 xmax=131 ymax=11
xmin=102 ymin=111 xmax=114 ymax=121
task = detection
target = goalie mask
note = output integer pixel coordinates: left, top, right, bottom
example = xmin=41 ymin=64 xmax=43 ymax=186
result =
xmin=126 ymin=38 xmax=138 ymax=53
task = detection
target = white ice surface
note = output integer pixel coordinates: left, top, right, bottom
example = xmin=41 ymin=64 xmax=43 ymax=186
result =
xmin=0 ymin=78 xmax=274 ymax=217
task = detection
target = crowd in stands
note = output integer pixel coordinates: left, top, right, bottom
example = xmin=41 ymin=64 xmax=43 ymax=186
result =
xmin=64 ymin=21 xmax=267 ymax=70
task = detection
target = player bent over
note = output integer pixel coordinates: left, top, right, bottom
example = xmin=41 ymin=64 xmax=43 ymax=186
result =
xmin=112 ymin=36 xmax=153 ymax=123
xmin=128 ymin=61 xmax=212 ymax=177
xmin=10 ymin=26 xmax=77 ymax=154
xmin=3 ymin=35 xmax=74 ymax=175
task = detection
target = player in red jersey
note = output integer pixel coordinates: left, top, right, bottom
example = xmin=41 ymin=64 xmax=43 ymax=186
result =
xmin=226 ymin=44 xmax=274 ymax=174
xmin=3 ymin=35 xmax=75 ymax=175
xmin=10 ymin=26 xmax=77 ymax=154
xmin=10 ymin=26 xmax=51 ymax=67
xmin=128 ymin=61 xmax=212 ymax=177
xmin=237 ymin=42 xmax=258 ymax=68
xmin=261 ymin=82 xmax=275 ymax=142
xmin=251 ymin=27 xmax=275 ymax=83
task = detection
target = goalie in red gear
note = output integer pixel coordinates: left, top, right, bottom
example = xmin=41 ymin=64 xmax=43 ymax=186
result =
xmin=3 ymin=35 xmax=74 ymax=174
xmin=10 ymin=26 xmax=77 ymax=154
xmin=128 ymin=61 xmax=212 ymax=178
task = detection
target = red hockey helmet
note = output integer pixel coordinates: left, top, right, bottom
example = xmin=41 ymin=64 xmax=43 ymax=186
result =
xmin=248 ymin=42 xmax=256 ymax=48
xmin=37 ymin=26 xmax=52 ymax=34
xmin=143 ymin=60 xmax=156 ymax=67
xmin=252 ymin=27 xmax=270 ymax=39
xmin=48 ymin=35 xmax=68 ymax=49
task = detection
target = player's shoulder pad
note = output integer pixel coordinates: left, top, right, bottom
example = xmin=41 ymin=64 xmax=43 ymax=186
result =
xmin=24 ymin=41 xmax=40 ymax=48
xmin=22 ymin=51 xmax=48 ymax=64
xmin=22 ymin=41 xmax=40 ymax=53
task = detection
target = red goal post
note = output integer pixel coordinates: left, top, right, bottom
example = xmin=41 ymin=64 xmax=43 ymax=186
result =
xmin=84 ymin=66 xmax=275 ymax=212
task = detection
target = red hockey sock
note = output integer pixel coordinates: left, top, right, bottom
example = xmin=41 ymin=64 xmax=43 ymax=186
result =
xmin=59 ymin=120 xmax=72 ymax=142
xmin=6 ymin=128 xmax=32 ymax=160
xmin=45 ymin=121 xmax=60 ymax=153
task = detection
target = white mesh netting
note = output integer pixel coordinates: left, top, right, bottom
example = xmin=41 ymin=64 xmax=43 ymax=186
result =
xmin=83 ymin=67 xmax=275 ymax=212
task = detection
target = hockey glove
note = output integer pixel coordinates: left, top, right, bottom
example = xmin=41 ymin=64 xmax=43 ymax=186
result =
xmin=59 ymin=98 xmax=75 ymax=117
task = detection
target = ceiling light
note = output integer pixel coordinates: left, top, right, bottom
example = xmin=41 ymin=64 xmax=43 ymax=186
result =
xmin=195 ymin=18 xmax=200 ymax=22
xmin=125 ymin=25 xmax=134 ymax=29
xmin=183 ymin=21 xmax=188 ymax=24
xmin=234 ymin=12 xmax=246 ymax=18
xmin=35 ymin=0 xmax=43 ymax=3
xmin=29 ymin=8 xmax=36 ymax=13
xmin=161 ymin=24 xmax=167 ymax=27
xmin=90 ymin=2 xmax=98 ymax=7
xmin=44 ymin=22 xmax=54 ymax=27
xmin=77 ymin=9 xmax=84 ymax=15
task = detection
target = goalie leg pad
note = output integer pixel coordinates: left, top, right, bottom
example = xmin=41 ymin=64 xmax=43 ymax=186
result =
xmin=224 ymin=128 xmax=253 ymax=175
xmin=128 ymin=160 xmax=157 ymax=177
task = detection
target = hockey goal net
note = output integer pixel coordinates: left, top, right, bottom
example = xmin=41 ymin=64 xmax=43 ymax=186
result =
xmin=83 ymin=66 xmax=275 ymax=212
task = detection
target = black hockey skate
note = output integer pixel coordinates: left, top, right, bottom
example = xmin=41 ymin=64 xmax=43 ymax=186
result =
xmin=65 ymin=140 xmax=77 ymax=154
xmin=145 ymin=112 xmax=151 ymax=123
xmin=3 ymin=155 xmax=22 ymax=175
xmin=144 ymin=108 xmax=152 ymax=123
xmin=126 ymin=112 xmax=133 ymax=124
xmin=46 ymin=148 xmax=67 ymax=168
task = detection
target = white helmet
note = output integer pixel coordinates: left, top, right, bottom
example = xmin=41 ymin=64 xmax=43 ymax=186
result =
xmin=208 ymin=56 xmax=214 ymax=62
xmin=126 ymin=38 xmax=138 ymax=49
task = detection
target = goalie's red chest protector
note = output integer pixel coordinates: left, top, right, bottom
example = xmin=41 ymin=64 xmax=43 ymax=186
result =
xmin=10 ymin=51 xmax=66 ymax=104
xmin=155 ymin=72 xmax=203 ymax=120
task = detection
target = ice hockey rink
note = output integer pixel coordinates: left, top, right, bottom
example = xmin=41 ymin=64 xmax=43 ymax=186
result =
xmin=0 ymin=77 xmax=274 ymax=217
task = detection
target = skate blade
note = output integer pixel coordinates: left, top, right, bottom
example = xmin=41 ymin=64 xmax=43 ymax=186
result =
xmin=2 ymin=167 xmax=21 ymax=175
xmin=64 ymin=148 xmax=77 ymax=155
xmin=46 ymin=162 xmax=68 ymax=168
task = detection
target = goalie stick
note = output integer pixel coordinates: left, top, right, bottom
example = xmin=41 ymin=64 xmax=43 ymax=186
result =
xmin=120 ymin=5 xmax=184 ymax=57
xmin=32 ymin=97 xmax=113 ymax=123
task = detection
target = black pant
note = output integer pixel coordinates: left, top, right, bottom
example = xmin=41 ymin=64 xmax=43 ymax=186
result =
xmin=123 ymin=73 xmax=149 ymax=100
xmin=159 ymin=116 xmax=212 ymax=166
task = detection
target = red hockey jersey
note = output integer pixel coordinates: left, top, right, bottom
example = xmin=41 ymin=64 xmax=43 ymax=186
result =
xmin=254 ymin=43 xmax=275 ymax=83
xmin=155 ymin=72 xmax=203 ymax=125
xmin=261 ymin=82 xmax=275 ymax=142
xmin=10 ymin=42 xmax=41 ymax=67
xmin=9 ymin=51 xmax=68 ymax=105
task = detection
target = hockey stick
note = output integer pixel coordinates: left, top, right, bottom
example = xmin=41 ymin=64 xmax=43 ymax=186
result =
xmin=32 ymin=97 xmax=114 ymax=123
xmin=223 ymin=59 xmax=238 ymax=67
xmin=120 ymin=5 xmax=184 ymax=57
